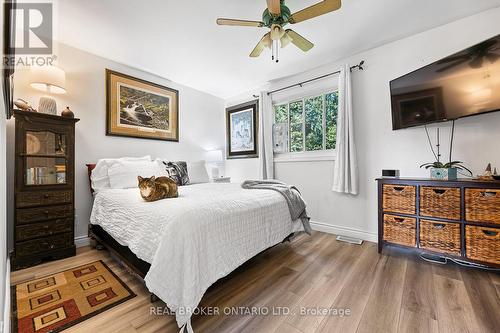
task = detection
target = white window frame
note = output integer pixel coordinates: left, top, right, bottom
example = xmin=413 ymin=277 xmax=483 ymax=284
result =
xmin=273 ymin=89 xmax=338 ymax=163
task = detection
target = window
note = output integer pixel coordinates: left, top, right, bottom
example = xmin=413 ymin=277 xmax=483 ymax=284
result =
xmin=273 ymin=91 xmax=338 ymax=154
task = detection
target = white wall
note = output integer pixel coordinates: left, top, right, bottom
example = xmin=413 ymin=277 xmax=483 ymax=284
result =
xmin=7 ymin=42 xmax=226 ymax=242
xmin=227 ymin=7 xmax=500 ymax=241
xmin=0 ymin=103 xmax=7 ymax=333
xmin=0 ymin=79 xmax=7 ymax=333
xmin=0 ymin=1 xmax=9 ymax=328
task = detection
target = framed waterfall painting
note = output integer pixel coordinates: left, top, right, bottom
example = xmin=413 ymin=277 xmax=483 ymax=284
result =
xmin=106 ymin=69 xmax=179 ymax=141
xmin=226 ymin=100 xmax=259 ymax=159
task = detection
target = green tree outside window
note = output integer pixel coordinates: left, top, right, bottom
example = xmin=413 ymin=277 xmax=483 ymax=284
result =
xmin=289 ymin=101 xmax=304 ymax=152
xmin=325 ymin=92 xmax=338 ymax=150
xmin=273 ymin=91 xmax=338 ymax=153
xmin=305 ymin=96 xmax=324 ymax=151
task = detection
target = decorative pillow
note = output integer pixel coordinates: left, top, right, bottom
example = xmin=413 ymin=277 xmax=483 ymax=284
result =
xmin=108 ymin=160 xmax=163 ymax=189
xmin=162 ymin=161 xmax=189 ymax=186
xmin=91 ymin=156 xmax=151 ymax=191
xmin=187 ymin=161 xmax=210 ymax=184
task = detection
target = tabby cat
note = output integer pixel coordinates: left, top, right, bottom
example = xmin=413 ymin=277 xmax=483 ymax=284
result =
xmin=138 ymin=176 xmax=178 ymax=202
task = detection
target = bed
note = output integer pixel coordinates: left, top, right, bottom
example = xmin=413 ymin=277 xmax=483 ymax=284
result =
xmin=85 ymin=163 xmax=305 ymax=331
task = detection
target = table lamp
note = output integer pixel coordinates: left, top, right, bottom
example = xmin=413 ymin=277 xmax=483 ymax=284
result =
xmin=29 ymin=65 xmax=66 ymax=114
xmin=206 ymin=150 xmax=223 ymax=178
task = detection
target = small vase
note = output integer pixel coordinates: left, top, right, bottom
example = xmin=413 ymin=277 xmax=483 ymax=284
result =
xmin=61 ymin=106 xmax=74 ymax=118
xmin=39 ymin=97 xmax=57 ymax=114
xmin=430 ymin=168 xmax=457 ymax=180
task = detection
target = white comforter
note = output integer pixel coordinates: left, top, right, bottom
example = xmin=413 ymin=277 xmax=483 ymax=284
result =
xmin=90 ymin=183 xmax=303 ymax=331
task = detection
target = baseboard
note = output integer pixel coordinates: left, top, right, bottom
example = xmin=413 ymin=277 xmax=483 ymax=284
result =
xmin=74 ymin=236 xmax=91 ymax=248
xmin=309 ymin=221 xmax=378 ymax=243
xmin=3 ymin=258 xmax=10 ymax=333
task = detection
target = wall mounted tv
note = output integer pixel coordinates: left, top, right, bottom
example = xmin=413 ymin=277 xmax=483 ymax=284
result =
xmin=390 ymin=34 xmax=500 ymax=130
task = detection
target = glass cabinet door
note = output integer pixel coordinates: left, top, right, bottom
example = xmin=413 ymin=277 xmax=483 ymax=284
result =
xmin=25 ymin=131 xmax=68 ymax=186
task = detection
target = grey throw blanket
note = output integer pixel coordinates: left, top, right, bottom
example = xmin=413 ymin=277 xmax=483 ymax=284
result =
xmin=241 ymin=180 xmax=312 ymax=235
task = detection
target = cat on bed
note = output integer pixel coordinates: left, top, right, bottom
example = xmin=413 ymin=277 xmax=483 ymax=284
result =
xmin=138 ymin=176 xmax=178 ymax=202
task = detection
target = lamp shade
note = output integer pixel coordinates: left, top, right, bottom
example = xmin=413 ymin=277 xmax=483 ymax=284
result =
xmin=29 ymin=66 xmax=66 ymax=94
xmin=206 ymin=150 xmax=223 ymax=162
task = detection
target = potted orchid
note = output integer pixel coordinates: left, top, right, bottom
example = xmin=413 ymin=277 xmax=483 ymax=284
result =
xmin=420 ymin=124 xmax=472 ymax=180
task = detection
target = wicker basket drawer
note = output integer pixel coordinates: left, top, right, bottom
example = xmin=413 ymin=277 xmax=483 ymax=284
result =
xmin=16 ymin=204 xmax=73 ymax=225
xmin=16 ymin=232 xmax=73 ymax=257
xmin=16 ymin=191 xmax=72 ymax=208
xmin=419 ymin=219 xmax=461 ymax=255
xmin=465 ymin=225 xmax=500 ymax=265
xmin=16 ymin=218 xmax=72 ymax=242
xmin=383 ymin=185 xmax=416 ymax=214
xmin=465 ymin=189 xmax=500 ymax=225
xmin=383 ymin=214 xmax=416 ymax=247
xmin=420 ymin=187 xmax=461 ymax=220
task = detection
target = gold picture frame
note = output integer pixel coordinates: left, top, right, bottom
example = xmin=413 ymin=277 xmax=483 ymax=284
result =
xmin=106 ymin=69 xmax=179 ymax=141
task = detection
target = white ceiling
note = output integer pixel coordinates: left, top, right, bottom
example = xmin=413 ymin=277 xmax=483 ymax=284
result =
xmin=54 ymin=0 xmax=500 ymax=99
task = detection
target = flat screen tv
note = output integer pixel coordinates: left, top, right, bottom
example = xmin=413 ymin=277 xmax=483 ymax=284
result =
xmin=390 ymin=34 xmax=500 ymax=130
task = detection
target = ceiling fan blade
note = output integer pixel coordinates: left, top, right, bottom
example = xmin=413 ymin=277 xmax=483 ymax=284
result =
xmin=469 ymin=56 xmax=484 ymax=69
xmin=280 ymin=32 xmax=293 ymax=48
xmin=436 ymin=54 xmax=470 ymax=64
xmin=216 ymin=18 xmax=264 ymax=27
xmin=486 ymin=53 xmax=499 ymax=63
xmin=289 ymin=0 xmax=341 ymax=24
xmin=267 ymin=0 xmax=281 ymax=16
xmin=250 ymin=33 xmax=271 ymax=57
xmin=436 ymin=59 xmax=468 ymax=72
xmin=478 ymin=40 xmax=497 ymax=52
xmin=286 ymin=30 xmax=314 ymax=52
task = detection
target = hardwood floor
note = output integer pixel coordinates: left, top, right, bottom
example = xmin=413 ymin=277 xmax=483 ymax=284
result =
xmin=10 ymin=231 xmax=500 ymax=333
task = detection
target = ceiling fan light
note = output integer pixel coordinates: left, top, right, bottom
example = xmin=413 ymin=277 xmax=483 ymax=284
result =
xmin=270 ymin=24 xmax=281 ymax=40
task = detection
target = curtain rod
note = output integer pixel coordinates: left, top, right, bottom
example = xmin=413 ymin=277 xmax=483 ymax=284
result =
xmin=266 ymin=60 xmax=365 ymax=96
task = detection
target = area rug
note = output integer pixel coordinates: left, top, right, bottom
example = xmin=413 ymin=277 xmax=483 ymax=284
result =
xmin=12 ymin=260 xmax=136 ymax=333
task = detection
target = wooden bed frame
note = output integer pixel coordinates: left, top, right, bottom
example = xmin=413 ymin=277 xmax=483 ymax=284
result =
xmin=85 ymin=163 xmax=294 ymax=301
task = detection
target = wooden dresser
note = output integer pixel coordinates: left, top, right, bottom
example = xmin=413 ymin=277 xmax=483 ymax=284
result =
xmin=12 ymin=111 xmax=79 ymax=270
xmin=377 ymin=178 xmax=500 ymax=267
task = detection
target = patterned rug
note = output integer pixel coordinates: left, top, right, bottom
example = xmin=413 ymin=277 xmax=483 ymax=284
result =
xmin=12 ymin=260 xmax=136 ymax=333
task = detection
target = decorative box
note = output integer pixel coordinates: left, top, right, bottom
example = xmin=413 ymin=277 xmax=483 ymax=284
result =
xmin=430 ymin=168 xmax=458 ymax=180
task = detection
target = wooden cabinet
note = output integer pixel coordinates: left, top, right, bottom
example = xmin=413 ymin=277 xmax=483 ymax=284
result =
xmin=377 ymin=178 xmax=500 ymax=267
xmin=12 ymin=111 xmax=79 ymax=270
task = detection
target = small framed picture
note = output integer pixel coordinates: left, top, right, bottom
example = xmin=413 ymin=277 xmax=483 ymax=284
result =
xmin=226 ymin=100 xmax=259 ymax=159
xmin=106 ymin=69 xmax=179 ymax=141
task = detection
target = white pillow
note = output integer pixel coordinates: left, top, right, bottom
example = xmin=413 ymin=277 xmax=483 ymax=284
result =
xmin=153 ymin=159 xmax=171 ymax=178
xmin=108 ymin=160 xmax=163 ymax=189
xmin=187 ymin=161 xmax=210 ymax=184
xmin=91 ymin=156 xmax=151 ymax=191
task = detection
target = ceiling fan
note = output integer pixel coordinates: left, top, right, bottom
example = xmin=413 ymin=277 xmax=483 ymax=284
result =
xmin=436 ymin=38 xmax=499 ymax=73
xmin=216 ymin=0 xmax=342 ymax=62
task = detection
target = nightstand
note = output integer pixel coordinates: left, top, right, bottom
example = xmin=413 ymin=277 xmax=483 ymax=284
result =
xmin=212 ymin=177 xmax=231 ymax=183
